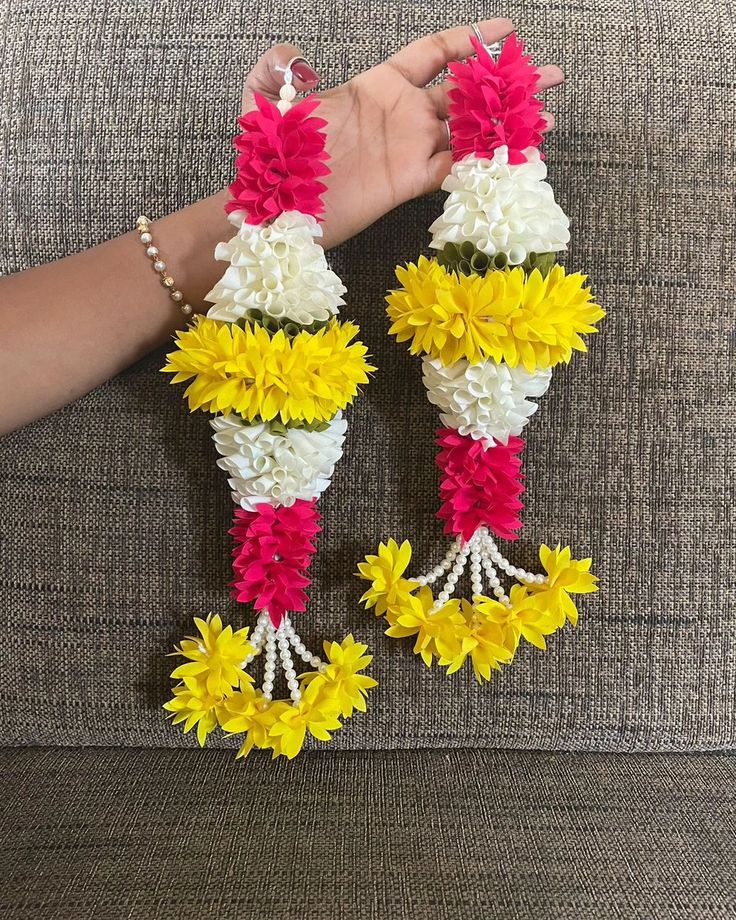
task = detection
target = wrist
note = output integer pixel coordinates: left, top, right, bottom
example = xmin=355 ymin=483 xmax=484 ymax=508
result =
xmin=155 ymin=190 xmax=233 ymax=314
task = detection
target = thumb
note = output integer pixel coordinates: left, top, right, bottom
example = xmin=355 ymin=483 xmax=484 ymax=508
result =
xmin=241 ymin=44 xmax=320 ymax=112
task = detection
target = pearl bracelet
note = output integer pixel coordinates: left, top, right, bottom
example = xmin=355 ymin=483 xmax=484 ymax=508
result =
xmin=136 ymin=215 xmax=194 ymax=317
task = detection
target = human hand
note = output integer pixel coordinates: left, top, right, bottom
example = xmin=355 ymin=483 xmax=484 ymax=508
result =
xmin=240 ymin=20 xmax=564 ymax=249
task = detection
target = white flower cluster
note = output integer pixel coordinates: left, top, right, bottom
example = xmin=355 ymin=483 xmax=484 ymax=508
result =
xmin=211 ymin=413 xmax=347 ymax=510
xmin=205 ymin=211 xmax=346 ymax=326
xmin=422 ymin=356 xmax=552 ymax=446
xmin=428 ymin=146 xmax=570 ymax=265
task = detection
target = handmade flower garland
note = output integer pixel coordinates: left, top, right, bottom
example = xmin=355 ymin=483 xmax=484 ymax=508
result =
xmin=358 ymin=34 xmax=603 ymax=681
xmin=162 ymin=73 xmax=376 ymax=758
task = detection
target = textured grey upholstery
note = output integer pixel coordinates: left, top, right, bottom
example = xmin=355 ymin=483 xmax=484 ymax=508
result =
xmin=1 ymin=747 xmax=735 ymax=920
xmin=0 ymin=2 xmax=734 ymax=756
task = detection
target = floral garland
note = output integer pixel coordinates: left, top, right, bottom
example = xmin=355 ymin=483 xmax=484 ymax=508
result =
xmin=162 ymin=76 xmax=376 ymax=758
xmin=358 ymin=34 xmax=603 ymax=681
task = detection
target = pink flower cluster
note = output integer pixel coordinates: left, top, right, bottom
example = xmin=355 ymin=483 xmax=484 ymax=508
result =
xmin=230 ymin=499 xmax=322 ymax=627
xmin=436 ymin=428 xmax=525 ymax=542
xmin=448 ymin=33 xmax=546 ymax=165
xmin=226 ymin=94 xmax=330 ymax=224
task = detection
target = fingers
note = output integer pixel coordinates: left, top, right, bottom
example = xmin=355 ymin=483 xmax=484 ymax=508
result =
xmin=426 ymin=83 xmax=451 ymax=118
xmin=389 ymin=18 xmax=514 ymax=87
xmin=424 ymin=150 xmax=453 ymax=194
xmin=241 ymin=43 xmax=320 ymax=112
xmin=537 ymin=64 xmax=564 ymax=90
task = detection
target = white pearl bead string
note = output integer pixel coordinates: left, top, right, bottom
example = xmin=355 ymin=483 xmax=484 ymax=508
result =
xmin=238 ymin=611 xmax=323 ymax=706
xmin=407 ymin=526 xmax=548 ymax=612
xmin=135 ymin=215 xmax=194 ymax=317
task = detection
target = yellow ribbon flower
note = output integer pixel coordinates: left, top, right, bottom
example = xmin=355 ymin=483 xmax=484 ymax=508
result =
xmin=526 ymin=543 xmax=598 ymax=627
xmin=162 ymin=317 xmax=374 ymax=424
xmin=304 ymin=635 xmax=379 ymax=718
xmin=440 ymin=599 xmax=514 ymax=682
xmin=386 ymin=257 xmax=604 ymax=370
xmin=385 ymin=586 xmax=467 ymax=667
xmin=168 ymin=613 xmax=254 ymax=698
xmin=267 ymin=678 xmax=343 ymax=760
xmin=475 ymin=585 xmax=561 ymax=653
xmin=163 ymin=677 xmax=221 ymax=747
xmin=356 ymin=538 xmax=419 ymax=616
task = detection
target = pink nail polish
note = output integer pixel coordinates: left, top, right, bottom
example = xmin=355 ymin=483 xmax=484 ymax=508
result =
xmin=292 ymin=60 xmax=320 ymax=85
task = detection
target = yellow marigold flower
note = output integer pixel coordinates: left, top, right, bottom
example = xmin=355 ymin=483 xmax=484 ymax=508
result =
xmin=475 ymin=584 xmax=560 ymax=653
xmin=169 ymin=613 xmax=254 ymax=698
xmin=385 ymin=586 xmax=466 ymax=666
xmin=267 ymin=678 xmax=343 ymax=760
xmin=386 ymin=257 xmax=604 ymax=371
xmin=356 ymin=539 xmax=418 ymax=616
xmin=163 ymin=678 xmax=220 ymax=747
xmin=162 ymin=316 xmax=375 ymax=424
xmin=526 ymin=544 xmax=598 ymax=627
xmin=303 ymin=634 xmax=378 ymax=717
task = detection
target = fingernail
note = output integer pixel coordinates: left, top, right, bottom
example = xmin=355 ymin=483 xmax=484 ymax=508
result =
xmin=292 ymin=59 xmax=320 ymax=85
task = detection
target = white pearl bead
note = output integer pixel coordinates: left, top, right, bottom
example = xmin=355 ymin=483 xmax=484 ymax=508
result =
xmin=452 ymin=563 xmax=464 ymax=576
xmin=425 ymin=573 xmax=437 ymax=584
xmin=146 ymin=246 xmax=158 ymax=258
xmin=285 ymin=668 xmax=296 ymax=681
xmin=310 ymin=656 xmax=321 ymax=668
xmin=493 ymin=586 xmax=504 ymax=598
xmin=278 ymin=639 xmax=289 ymax=650
xmin=470 ymin=562 xmax=481 ymax=574
xmin=536 ymin=574 xmax=545 ymax=584
xmin=280 ymin=83 xmax=297 ymax=101
xmin=153 ymin=260 xmax=166 ymax=273
xmin=416 ymin=576 xmax=427 ymax=586
xmin=287 ymin=678 xmax=299 ymax=691
xmin=181 ymin=304 xmax=193 ymax=316
xmin=262 ymin=681 xmax=273 ymax=693
xmin=301 ymin=650 xmax=312 ymax=662
xmin=433 ymin=565 xmax=444 ymax=577
xmin=262 ymin=691 xmax=272 ymax=701
xmin=490 ymin=577 xmax=500 ymax=588
xmin=276 ymin=99 xmax=291 ymax=114
xmin=140 ymin=232 xmax=152 ymax=244
xmin=438 ymin=591 xmax=449 ymax=604
xmin=446 ymin=572 xmax=458 ymax=586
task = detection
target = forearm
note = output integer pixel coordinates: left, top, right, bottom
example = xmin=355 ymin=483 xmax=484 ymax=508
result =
xmin=0 ymin=190 xmax=232 ymax=436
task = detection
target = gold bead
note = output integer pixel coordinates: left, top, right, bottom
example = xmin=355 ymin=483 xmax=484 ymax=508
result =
xmin=162 ymin=276 xmax=174 ymax=288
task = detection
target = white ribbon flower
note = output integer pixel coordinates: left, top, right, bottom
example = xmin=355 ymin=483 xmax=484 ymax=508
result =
xmin=428 ymin=146 xmax=570 ymax=265
xmin=422 ymin=356 xmax=552 ymax=447
xmin=210 ymin=412 xmax=347 ymax=510
xmin=205 ymin=211 xmax=346 ymax=326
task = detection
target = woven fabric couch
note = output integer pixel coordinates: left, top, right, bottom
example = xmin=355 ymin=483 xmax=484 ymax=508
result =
xmin=0 ymin=1 xmax=734 ymax=917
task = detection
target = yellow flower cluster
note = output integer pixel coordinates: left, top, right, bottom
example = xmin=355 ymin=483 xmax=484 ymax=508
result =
xmin=162 ymin=316 xmax=375 ymax=424
xmin=386 ymin=256 xmax=605 ymax=370
xmin=164 ymin=622 xmax=377 ymax=758
xmin=357 ymin=539 xmax=597 ymax=682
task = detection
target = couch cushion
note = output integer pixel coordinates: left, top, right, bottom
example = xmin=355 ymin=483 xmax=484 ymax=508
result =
xmin=0 ymin=0 xmax=734 ymax=750
xmin=0 ymin=747 xmax=734 ymax=920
